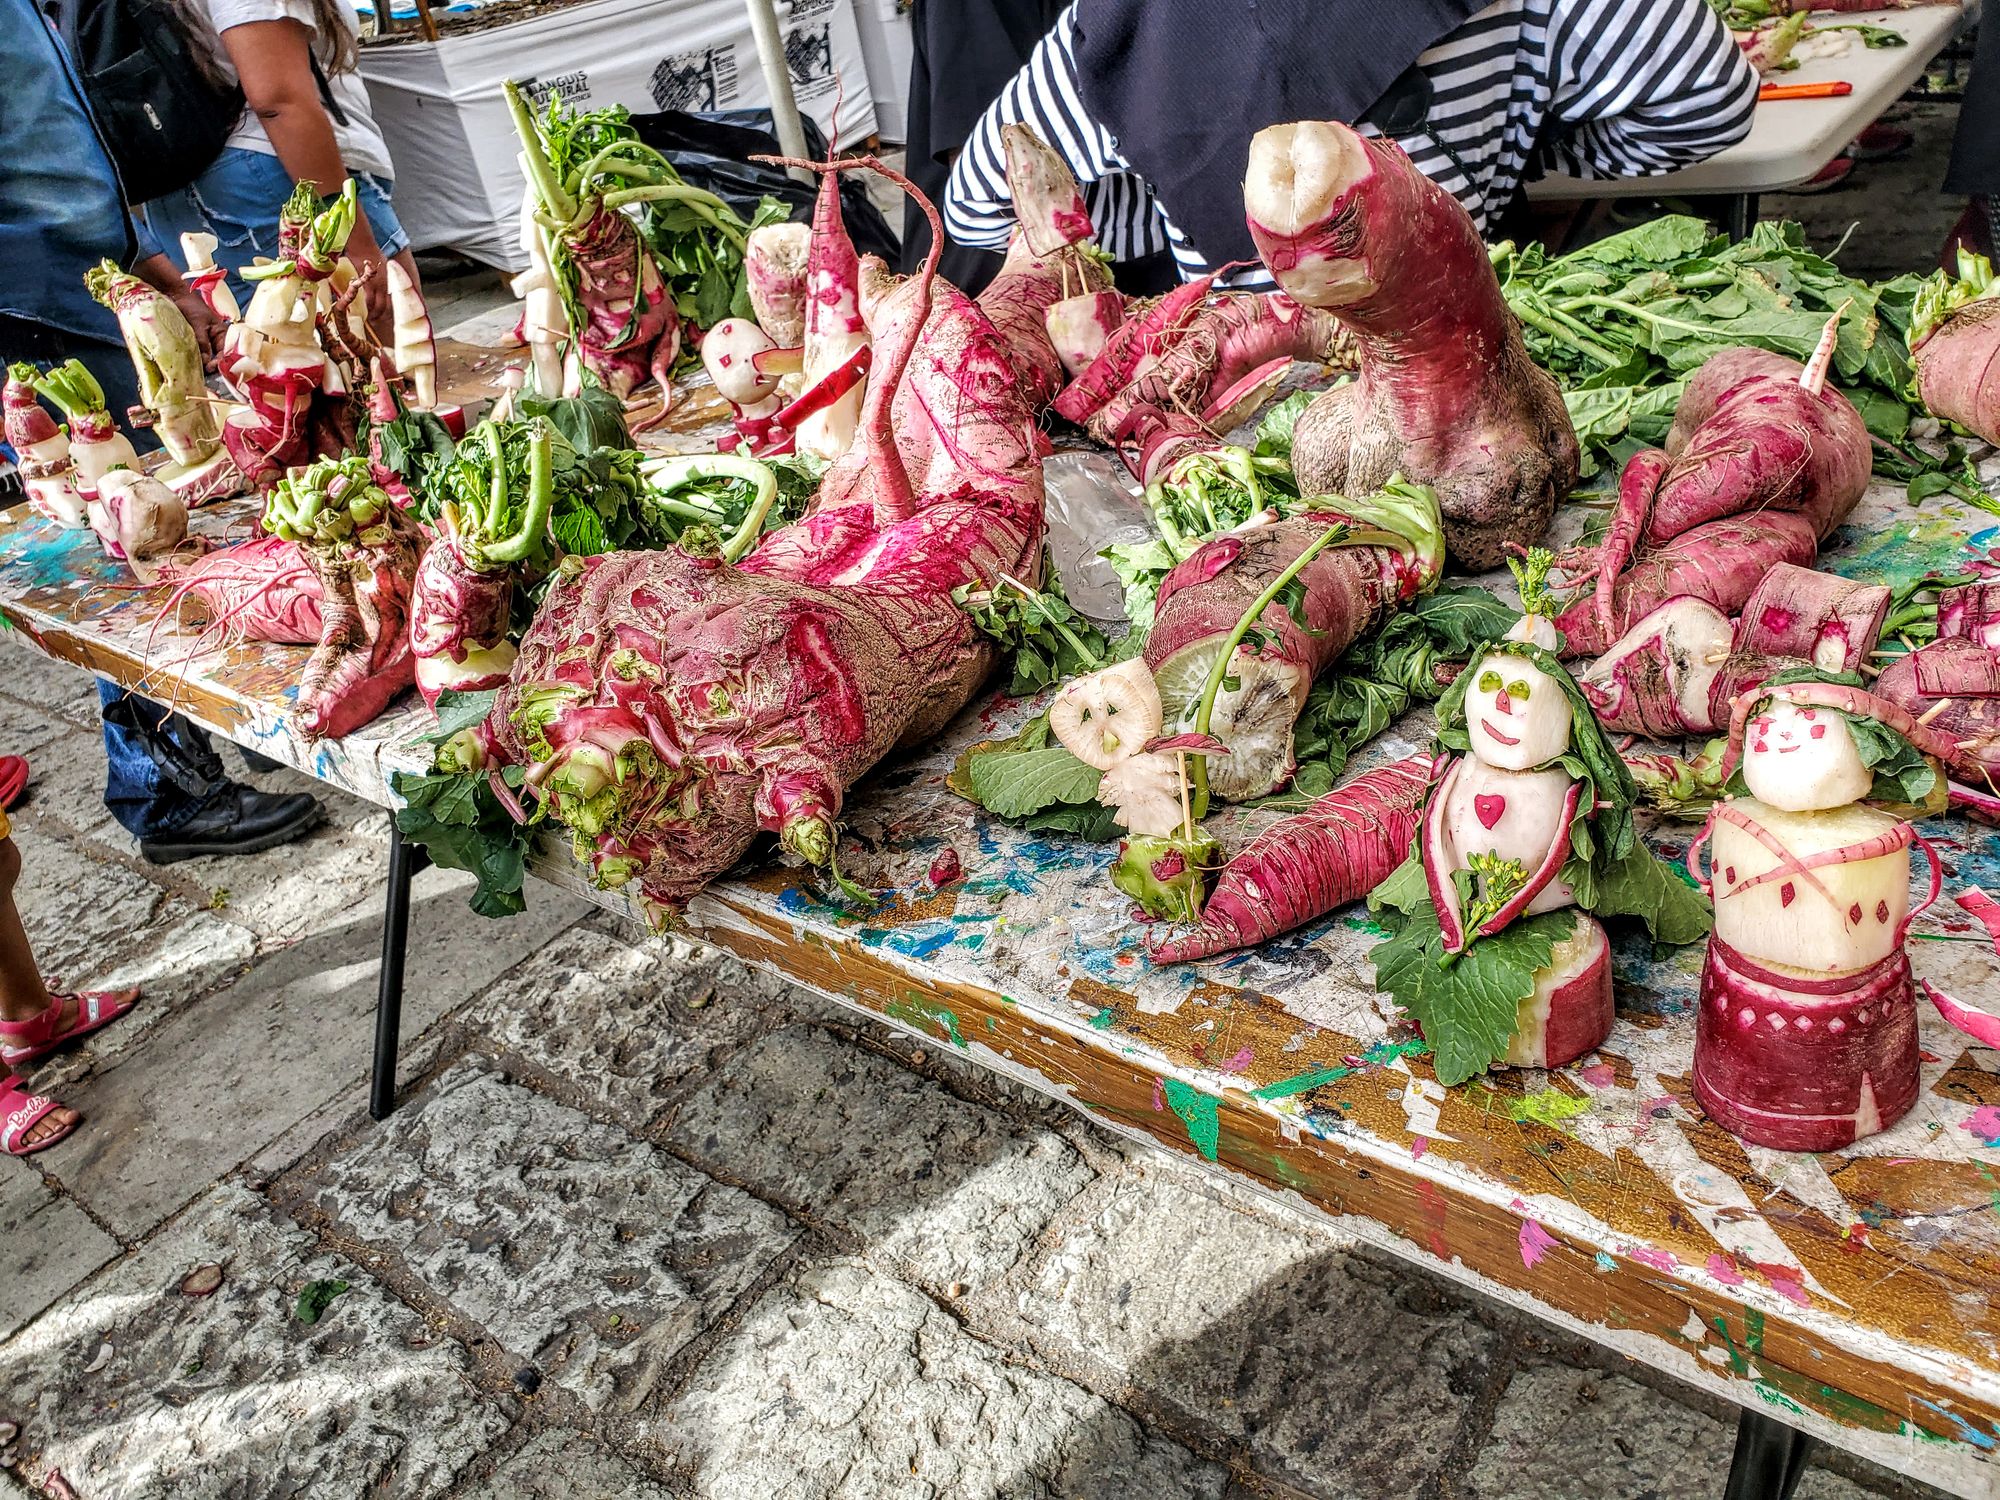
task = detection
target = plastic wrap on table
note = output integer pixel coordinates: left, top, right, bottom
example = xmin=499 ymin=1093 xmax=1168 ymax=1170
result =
xmin=1041 ymin=448 xmax=1155 ymax=626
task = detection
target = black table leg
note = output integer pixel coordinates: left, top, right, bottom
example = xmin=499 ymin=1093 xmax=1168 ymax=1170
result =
xmin=1724 ymin=1407 xmax=1815 ymax=1500
xmin=371 ymin=823 xmax=429 ymax=1121
xmin=1724 ymin=193 xmax=1759 ymax=242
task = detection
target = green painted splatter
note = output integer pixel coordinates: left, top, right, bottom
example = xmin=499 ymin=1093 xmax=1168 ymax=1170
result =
xmin=1250 ymin=1037 xmax=1430 ymax=1101
xmin=1089 ymin=1007 xmax=1117 ymax=1030
xmin=1509 ymin=1088 xmax=1594 ymax=1128
xmin=1163 ymin=1079 xmax=1221 ymax=1161
xmin=885 ymin=993 xmax=967 ymax=1049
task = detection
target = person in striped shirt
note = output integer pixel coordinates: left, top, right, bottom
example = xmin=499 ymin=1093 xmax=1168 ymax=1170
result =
xmin=944 ymin=0 xmax=1760 ymax=285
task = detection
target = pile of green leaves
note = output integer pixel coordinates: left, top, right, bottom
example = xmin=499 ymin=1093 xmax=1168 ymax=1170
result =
xmin=945 ymin=713 xmax=1120 ymax=841
xmin=1368 ymin=638 xmax=1712 ymax=1084
xmin=1103 ymin=395 xmax=1313 ymax=626
xmin=536 ymin=97 xmax=789 ymax=332
xmin=390 ymin=691 xmax=535 ymax=918
xmin=955 ymin=561 xmax=1116 ymax=695
xmin=1493 ymin=216 xmax=1990 ymax=508
xmin=416 ymin=413 xmax=650 ymax=560
xmin=1707 ymin=0 xmax=1904 ymax=50
xmin=1281 ymin=585 xmax=1519 ymax=803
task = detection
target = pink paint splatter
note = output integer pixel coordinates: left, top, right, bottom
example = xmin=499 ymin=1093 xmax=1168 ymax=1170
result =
xmin=1151 ymin=1078 xmax=1166 ymax=1113
xmin=1223 ymin=1047 xmax=1255 ymax=1074
xmin=1410 ymin=1136 xmax=1430 ymax=1160
xmin=1768 ymin=1276 xmax=1811 ymax=1308
xmin=1579 ymin=1062 xmax=1616 ymax=1089
xmin=1628 ymin=1246 xmax=1678 ymax=1272
xmin=1706 ymin=1253 xmax=1745 ymax=1287
xmin=1640 ymin=1095 xmax=1677 ymax=1120
xmin=1966 ymin=1105 xmax=2000 ymax=1147
xmin=1519 ymin=1219 xmax=1560 ymax=1269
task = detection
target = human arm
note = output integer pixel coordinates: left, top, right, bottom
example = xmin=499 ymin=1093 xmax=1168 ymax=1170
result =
xmin=214 ymin=18 xmax=387 ymax=281
xmin=1537 ymin=0 xmax=1759 ymax=181
xmin=943 ymin=6 xmax=1130 ymax=250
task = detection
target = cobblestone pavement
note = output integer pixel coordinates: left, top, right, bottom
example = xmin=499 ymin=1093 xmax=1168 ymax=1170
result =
xmin=0 ymin=96 xmax=1980 ymax=1500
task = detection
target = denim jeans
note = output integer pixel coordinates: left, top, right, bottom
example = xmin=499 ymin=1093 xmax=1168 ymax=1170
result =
xmin=140 ymin=148 xmax=410 ymax=309
xmin=98 ymin=684 xmax=225 ymax=840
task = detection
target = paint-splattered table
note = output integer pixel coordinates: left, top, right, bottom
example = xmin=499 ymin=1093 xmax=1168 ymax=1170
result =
xmin=6 ymin=467 xmax=2000 ymax=1499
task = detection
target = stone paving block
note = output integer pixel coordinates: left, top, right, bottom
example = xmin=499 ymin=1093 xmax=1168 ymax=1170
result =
xmin=1009 ymin=1163 xmax=1495 ymax=1499
xmin=657 ymin=1257 xmax=1226 ymax=1500
xmin=153 ymin=808 xmax=401 ymax=945
xmin=664 ymin=1024 xmax=1094 ymax=1291
xmin=0 ymin=646 xmax=104 ymax=731
xmin=458 ymin=1430 xmax=677 ymax=1500
xmin=1464 ymin=1364 xmax=1930 ymax=1500
xmin=6 ymin=728 xmax=114 ymax=845
xmin=0 ymin=1181 xmax=504 ymax=1499
xmin=301 ymin=1063 xmax=798 ymax=1414
xmin=458 ymin=925 xmax=800 ymax=1131
xmin=0 ymin=1164 xmax=118 ymax=1342
xmin=10 ymin=824 xmax=181 ymax=990
xmin=41 ymin=878 xmax=586 ymax=1240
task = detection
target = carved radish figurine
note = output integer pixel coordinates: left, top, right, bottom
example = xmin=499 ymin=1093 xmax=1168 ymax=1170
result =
xmin=1690 ymin=680 xmax=1945 ymax=1150
xmin=1370 ymin=611 xmax=1711 ymax=1085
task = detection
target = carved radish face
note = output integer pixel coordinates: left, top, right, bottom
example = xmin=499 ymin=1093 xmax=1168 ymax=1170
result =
xmin=1742 ymin=702 xmax=1870 ymax=811
xmin=1466 ymin=652 xmax=1571 ymax=770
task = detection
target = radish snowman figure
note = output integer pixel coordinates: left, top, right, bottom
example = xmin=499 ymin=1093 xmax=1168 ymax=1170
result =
xmin=1370 ymin=612 xmax=1712 ymax=1086
xmin=1691 ymin=677 xmax=1945 ymax=1151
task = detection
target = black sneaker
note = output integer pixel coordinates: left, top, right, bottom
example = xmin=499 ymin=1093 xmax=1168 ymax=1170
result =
xmin=139 ymin=784 xmax=325 ymax=865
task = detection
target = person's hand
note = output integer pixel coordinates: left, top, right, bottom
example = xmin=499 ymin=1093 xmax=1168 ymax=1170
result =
xmin=169 ymin=287 xmax=224 ymax=369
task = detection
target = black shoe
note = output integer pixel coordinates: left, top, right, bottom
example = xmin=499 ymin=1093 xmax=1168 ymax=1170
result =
xmin=139 ymin=784 xmax=325 ymax=865
xmin=238 ymin=745 xmax=284 ymax=775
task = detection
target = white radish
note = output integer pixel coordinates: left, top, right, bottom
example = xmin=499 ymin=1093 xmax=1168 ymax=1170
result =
xmin=88 ymin=469 xmax=187 ymax=580
xmin=1579 ymin=597 xmax=1731 ymax=738
xmin=1707 ymin=798 xmax=1911 ymax=974
xmin=1501 ymin=914 xmax=1613 ymax=1069
xmin=1439 ymin=759 xmax=1577 ymax=916
xmin=1465 ymin=650 xmax=1573 ymax=770
xmin=386 ymin=260 xmax=437 ymax=411
xmin=1050 ymin=659 xmax=1164 ymax=770
xmin=1097 ymin=751 xmax=1185 ymax=838
xmin=1046 ymin=291 xmax=1125 ymax=378
xmin=700 ymin=318 xmax=782 ymax=406
xmin=1740 ymin=702 xmax=1872 ymax=812
xmin=744 ymin=221 xmax=810 ymax=347
xmin=180 ymin=231 xmax=240 ymax=322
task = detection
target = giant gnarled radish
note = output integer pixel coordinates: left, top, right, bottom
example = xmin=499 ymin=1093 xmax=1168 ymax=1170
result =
xmin=1908 ymin=249 xmax=2000 ymax=445
xmin=1690 ymin=684 xmax=1940 ymax=1150
xmin=1243 ymin=121 xmax=1578 ymax=568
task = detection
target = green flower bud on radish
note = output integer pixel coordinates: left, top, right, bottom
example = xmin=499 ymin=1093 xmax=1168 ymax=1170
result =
xmin=1740 ymin=702 xmax=1871 ymax=811
xmin=1049 ymin=659 xmax=1162 ymax=770
xmin=1465 ymin=652 xmax=1571 ymax=770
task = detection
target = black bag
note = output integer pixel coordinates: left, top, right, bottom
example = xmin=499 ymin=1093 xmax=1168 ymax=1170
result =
xmin=63 ymin=0 xmax=246 ymax=205
xmin=626 ymin=108 xmax=901 ymax=265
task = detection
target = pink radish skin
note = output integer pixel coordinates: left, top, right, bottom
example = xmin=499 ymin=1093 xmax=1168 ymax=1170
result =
xmin=1053 ymin=275 xmax=1222 ymax=425
xmin=1245 ymin=123 xmax=1576 ymax=569
xmin=1502 ymin=915 xmax=1613 ymax=1070
xmin=1045 ymin=290 xmax=1125 ymax=379
xmin=296 ymin=521 xmax=422 ymax=739
xmin=1874 ymin=641 xmax=2000 ymax=785
xmin=1914 ymin=300 xmax=2000 ymax=445
xmin=154 ymin=536 xmax=324 ymax=646
xmin=795 ymin=167 xmax=868 ymax=460
xmin=1421 ymin=759 xmax=1467 ymax=952
xmin=1925 ymin=978 xmax=2000 ymax=1049
xmin=1579 ymin=597 xmax=1731 ymax=737
xmin=1555 ymin=512 xmax=1819 ymax=658
xmin=1731 ymin=563 xmax=1890 ymax=676
xmin=410 ymin=537 xmax=518 ymax=710
xmin=1150 ymin=753 xmax=1430 ymax=963
xmin=1939 ymin=583 xmax=2000 ymax=647
xmin=1590 ymin=448 xmax=1674 ymax=640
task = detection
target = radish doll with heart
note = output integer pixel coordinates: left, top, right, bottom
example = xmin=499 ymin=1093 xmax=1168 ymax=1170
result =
xmin=1688 ymin=675 xmax=1947 ymax=1150
xmin=1369 ymin=601 xmax=1712 ymax=1086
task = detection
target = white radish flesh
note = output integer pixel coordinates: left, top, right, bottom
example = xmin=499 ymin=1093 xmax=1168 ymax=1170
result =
xmin=1506 ymin=614 xmax=1563 ymax=652
xmin=745 ymin=222 xmax=811 ymax=348
xmin=180 ymin=231 xmax=240 ymax=321
xmin=386 ymin=260 xmax=437 ymax=411
xmin=701 ymin=318 xmax=783 ymax=405
xmin=1046 ymin=291 xmax=1125 ymax=378
xmin=1439 ymin=760 xmax=1578 ymax=916
xmin=88 ymin=469 xmax=187 ymax=579
xmin=1465 ymin=650 xmax=1572 ymax=770
xmin=1097 ymin=751 xmax=1186 ymax=838
xmin=1740 ymin=703 xmax=1872 ymax=811
xmin=1502 ymin=915 xmax=1613 ymax=1069
xmin=1709 ymin=798 xmax=1910 ymax=973
xmin=1579 ymin=597 xmax=1731 ymax=737
xmin=1050 ymin=659 xmax=1164 ymax=770
xmin=1243 ymin=122 xmax=1380 ymax=307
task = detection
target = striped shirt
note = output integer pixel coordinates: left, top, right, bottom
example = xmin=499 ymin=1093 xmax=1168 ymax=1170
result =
xmin=944 ymin=0 xmax=1759 ymax=284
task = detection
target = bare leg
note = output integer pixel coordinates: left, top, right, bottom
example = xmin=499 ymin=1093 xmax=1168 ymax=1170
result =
xmin=0 ymin=838 xmax=76 ymax=1148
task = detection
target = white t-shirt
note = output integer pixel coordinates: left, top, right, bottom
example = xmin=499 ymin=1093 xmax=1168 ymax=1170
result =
xmin=200 ymin=0 xmax=397 ymax=182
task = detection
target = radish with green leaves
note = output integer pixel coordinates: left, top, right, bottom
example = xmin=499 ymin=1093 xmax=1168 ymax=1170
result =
xmin=1870 ymin=581 xmax=2000 ymax=794
xmin=1909 ymin=248 xmax=2000 ymax=445
xmin=1689 ymin=679 xmax=1943 ymax=1149
xmin=31 ymin=359 xmax=136 ymax=500
xmin=1370 ymin=613 xmax=1712 ymax=1085
xmin=5 ymin=365 xmax=86 ymax=528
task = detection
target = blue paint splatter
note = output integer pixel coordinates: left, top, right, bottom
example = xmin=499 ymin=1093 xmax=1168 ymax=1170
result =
xmin=1594 ymin=1251 xmax=1618 ymax=1273
xmin=1913 ymin=1398 xmax=2000 ymax=1452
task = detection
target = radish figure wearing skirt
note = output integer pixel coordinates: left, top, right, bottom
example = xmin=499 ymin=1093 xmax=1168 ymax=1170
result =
xmin=1691 ymin=677 xmax=1946 ymax=1151
xmin=1369 ymin=606 xmax=1712 ymax=1087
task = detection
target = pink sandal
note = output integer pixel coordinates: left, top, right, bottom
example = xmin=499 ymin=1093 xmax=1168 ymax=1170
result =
xmin=0 ymin=1077 xmax=76 ymax=1156
xmin=0 ymin=989 xmax=139 ymax=1069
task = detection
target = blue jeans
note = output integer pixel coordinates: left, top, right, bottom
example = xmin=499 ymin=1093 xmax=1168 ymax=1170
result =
xmin=140 ymin=148 xmax=410 ymax=308
xmin=99 ymin=684 xmax=226 ymax=840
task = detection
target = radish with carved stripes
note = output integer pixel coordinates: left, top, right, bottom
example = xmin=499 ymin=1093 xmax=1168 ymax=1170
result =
xmin=5 ymin=365 xmax=85 ymax=528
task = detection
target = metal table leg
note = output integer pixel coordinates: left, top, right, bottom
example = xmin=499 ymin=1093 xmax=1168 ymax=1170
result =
xmin=371 ymin=823 xmax=429 ymax=1121
xmin=1724 ymin=1407 xmax=1815 ymax=1500
xmin=1724 ymin=193 xmax=1760 ymax=242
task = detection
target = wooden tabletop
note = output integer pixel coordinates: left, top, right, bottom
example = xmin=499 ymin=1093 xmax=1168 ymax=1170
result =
xmin=9 ymin=425 xmax=2000 ymax=1493
xmin=1528 ymin=2 xmax=1968 ymax=201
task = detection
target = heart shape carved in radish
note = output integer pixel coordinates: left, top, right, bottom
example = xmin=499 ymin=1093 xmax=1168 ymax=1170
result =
xmin=1474 ymin=793 xmax=1506 ymax=830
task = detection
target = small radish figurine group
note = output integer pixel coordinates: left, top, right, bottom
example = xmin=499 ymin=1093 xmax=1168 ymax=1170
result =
xmin=1691 ymin=679 xmax=1943 ymax=1150
xmin=1369 ymin=611 xmax=1711 ymax=1086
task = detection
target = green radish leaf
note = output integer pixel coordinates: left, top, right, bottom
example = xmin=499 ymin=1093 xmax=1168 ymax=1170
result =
xmin=1371 ymin=907 xmax=1574 ymax=1086
xmin=295 ymin=1279 xmax=350 ymax=1324
xmin=1252 ymin=389 xmax=1315 ymax=460
xmin=966 ymin=746 xmax=1104 ymax=820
